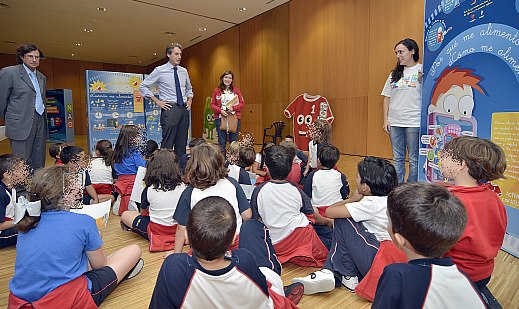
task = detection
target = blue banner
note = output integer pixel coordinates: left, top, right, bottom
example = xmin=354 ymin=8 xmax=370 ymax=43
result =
xmin=46 ymin=89 xmax=75 ymax=143
xmin=420 ymin=0 xmax=519 ymax=257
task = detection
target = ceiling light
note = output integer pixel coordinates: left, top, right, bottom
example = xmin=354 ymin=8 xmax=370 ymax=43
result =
xmin=198 ymin=27 xmax=207 ymax=32
xmin=163 ymin=31 xmax=175 ymax=36
xmin=139 ymin=61 xmax=142 ymax=64
xmin=71 ymin=53 xmax=75 ymax=57
xmin=2 ymin=40 xmax=17 ymax=45
xmin=128 ymin=55 xmax=138 ymax=58
xmin=84 ymin=28 xmax=93 ymax=33
xmin=97 ymin=7 xmax=107 ymax=12
xmin=75 ymin=43 xmax=83 ymax=46
xmin=0 ymin=3 xmax=10 ymax=9
xmin=237 ymin=7 xmax=246 ymax=12
xmin=153 ymin=52 xmax=157 ymax=56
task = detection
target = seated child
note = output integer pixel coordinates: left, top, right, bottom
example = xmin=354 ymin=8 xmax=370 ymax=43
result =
xmin=8 ymin=166 xmax=143 ymax=308
xmin=228 ymin=145 xmax=255 ymax=185
xmin=112 ymin=125 xmax=147 ymax=214
xmin=279 ymin=140 xmax=302 ymax=185
xmin=49 ymin=142 xmax=66 ymax=165
xmin=303 ymin=119 xmax=331 ymax=178
xmin=89 ymin=140 xmax=116 ymax=204
xmin=0 ymin=154 xmax=28 ymax=249
xmin=284 ymin=135 xmax=307 ymax=168
xmin=121 ymin=149 xmax=186 ymax=252
xmin=173 ymin=143 xmax=252 ymax=253
xmin=252 ymin=142 xmax=274 ymax=180
xmin=372 ymin=182 xmax=487 ymax=308
xmin=226 ymin=141 xmax=241 ymax=166
xmin=440 ymin=136 xmax=507 ymax=305
xmin=293 ymin=156 xmax=397 ymax=294
xmin=60 ymin=146 xmax=100 ymax=205
xmin=150 ymin=196 xmax=299 ymax=308
xmin=179 ymin=138 xmax=205 ymax=173
xmin=303 ymin=144 xmax=349 ymax=216
xmin=251 ymin=145 xmax=328 ymax=267
xmin=144 ymin=140 xmax=159 ymax=160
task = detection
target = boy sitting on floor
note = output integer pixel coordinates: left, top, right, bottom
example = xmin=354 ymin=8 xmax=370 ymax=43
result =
xmin=150 ymin=196 xmax=300 ymax=308
xmin=293 ymin=156 xmax=397 ymax=294
xmin=372 ymin=182 xmax=487 ymax=308
xmin=251 ymin=145 xmax=328 ymax=267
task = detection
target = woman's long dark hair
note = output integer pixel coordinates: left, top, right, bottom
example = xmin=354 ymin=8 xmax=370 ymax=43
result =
xmin=390 ymin=38 xmax=420 ymax=83
xmin=218 ymin=70 xmax=234 ymax=93
xmin=95 ymin=140 xmax=113 ymax=167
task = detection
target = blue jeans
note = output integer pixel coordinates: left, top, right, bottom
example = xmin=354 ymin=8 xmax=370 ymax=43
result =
xmin=389 ymin=126 xmax=419 ymax=183
xmin=214 ymin=118 xmax=241 ymax=156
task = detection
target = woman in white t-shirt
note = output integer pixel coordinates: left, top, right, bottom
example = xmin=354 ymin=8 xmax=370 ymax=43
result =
xmin=381 ymin=38 xmax=422 ymax=183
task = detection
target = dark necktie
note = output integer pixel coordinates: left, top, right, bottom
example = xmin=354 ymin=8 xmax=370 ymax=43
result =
xmin=174 ymin=67 xmax=183 ymax=106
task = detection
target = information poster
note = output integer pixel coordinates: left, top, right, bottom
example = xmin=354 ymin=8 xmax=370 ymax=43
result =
xmin=46 ymin=89 xmax=75 ymax=143
xmin=86 ymin=71 xmax=146 ymax=153
xmin=420 ymin=0 xmax=519 ymax=257
xmin=143 ymin=74 xmax=162 ymax=146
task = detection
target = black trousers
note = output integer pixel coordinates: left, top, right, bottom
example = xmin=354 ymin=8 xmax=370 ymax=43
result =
xmin=160 ymin=105 xmax=189 ymax=158
xmin=10 ymin=112 xmax=47 ymax=172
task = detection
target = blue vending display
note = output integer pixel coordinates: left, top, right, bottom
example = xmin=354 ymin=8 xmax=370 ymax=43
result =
xmin=46 ymin=89 xmax=75 ymax=143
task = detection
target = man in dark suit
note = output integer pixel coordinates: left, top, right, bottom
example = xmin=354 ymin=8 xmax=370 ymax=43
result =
xmin=0 ymin=44 xmax=47 ymax=171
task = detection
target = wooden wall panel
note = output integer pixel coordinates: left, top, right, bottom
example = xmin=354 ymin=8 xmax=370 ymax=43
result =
xmin=239 ymin=16 xmax=264 ymax=140
xmin=289 ymin=0 xmax=325 ymax=98
xmin=51 ymin=59 xmax=82 ymax=135
xmin=330 ymin=97 xmax=368 ymax=155
xmin=183 ymin=39 xmax=208 ymax=138
xmin=367 ymin=0 xmax=424 ymax=158
xmin=261 ymin=4 xmax=290 ymax=135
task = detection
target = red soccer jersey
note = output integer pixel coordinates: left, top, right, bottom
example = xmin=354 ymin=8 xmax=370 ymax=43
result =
xmin=284 ymin=93 xmax=334 ymax=150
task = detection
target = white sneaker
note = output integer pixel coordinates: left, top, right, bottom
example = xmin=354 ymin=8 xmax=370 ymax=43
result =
xmin=292 ymin=269 xmax=335 ymax=295
xmin=123 ymin=258 xmax=144 ymax=281
xmin=341 ymin=275 xmax=359 ymax=291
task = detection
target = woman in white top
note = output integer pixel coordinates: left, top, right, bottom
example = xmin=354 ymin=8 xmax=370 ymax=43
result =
xmin=381 ymin=38 xmax=422 ymax=183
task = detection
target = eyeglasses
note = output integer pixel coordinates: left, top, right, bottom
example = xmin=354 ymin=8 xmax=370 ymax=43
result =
xmin=24 ymin=55 xmax=40 ymax=60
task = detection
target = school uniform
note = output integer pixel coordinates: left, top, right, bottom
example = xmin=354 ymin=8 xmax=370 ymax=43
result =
xmin=373 ymin=257 xmax=487 ymax=309
xmin=0 ymin=181 xmax=17 ymax=248
xmin=302 ymin=168 xmax=349 ymax=216
xmin=228 ymin=164 xmax=252 ymax=185
xmin=251 ymin=180 xmax=328 ymax=267
xmin=113 ymin=150 xmax=146 ymax=214
xmin=89 ymin=157 xmax=114 ymax=194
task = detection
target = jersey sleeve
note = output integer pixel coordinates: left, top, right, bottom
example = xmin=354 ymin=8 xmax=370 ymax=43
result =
xmin=250 ymin=182 xmax=268 ymax=220
xmin=140 ymin=187 xmax=150 ymax=209
xmin=372 ymin=266 xmax=404 ymax=309
xmin=227 ymin=177 xmax=251 ymax=214
xmin=297 ymin=184 xmax=314 ymax=215
xmin=149 ymin=254 xmax=195 ymax=309
xmin=284 ymin=94 xmax=301 ymax=118
xmin=173 ymin=187 xmax=194 ymax=226
xmin=320 ymin=98 xmax=334 ymax=123
xmin=302 ymin=170 xmax=315 ymax=199
xmin=85 ymin=216 xmax=103 ymax=251
xmin=238 ymin=168 xmax=252 ymax=185
xmin=84 ymin=171 xmax=92 ymax=187
xmin=346 ymin=198 xmax=378 ymax=222
xmin=340 ymin=173 xmax=350 ymax=200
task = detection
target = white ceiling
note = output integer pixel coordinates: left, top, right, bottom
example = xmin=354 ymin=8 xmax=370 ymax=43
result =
xmin=0 ymin=0 xmax=290 ymax=66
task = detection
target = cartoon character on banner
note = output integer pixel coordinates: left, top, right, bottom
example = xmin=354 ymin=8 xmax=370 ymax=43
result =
xmin=203 ymin=96 xmax=216 ymax=141
xmin=424 ymin=66 xmax=485 ymax=183
xmin=284 ymin=93 xmax=334 ymax=151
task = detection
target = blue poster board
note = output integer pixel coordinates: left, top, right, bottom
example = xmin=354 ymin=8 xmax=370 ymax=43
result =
xmin=420 ymin=0 xmax=519 ymax=257
xmin=46 ymin=89 xmax=75 ymax=143
xmin=86 ymin=71 xmax=146 ymax=154
xmin=143 ymin=74 xmax=162 ymax=146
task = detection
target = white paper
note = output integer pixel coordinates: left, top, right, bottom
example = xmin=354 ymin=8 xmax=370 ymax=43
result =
xmin=130 ymin=166 xmax=147 ymax=203
xmin=70 ymin=200 xmax=111 ymax=230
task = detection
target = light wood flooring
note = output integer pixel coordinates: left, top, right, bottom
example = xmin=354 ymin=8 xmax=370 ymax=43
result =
xmin=0 ymin=136 xmax=518 ymax=308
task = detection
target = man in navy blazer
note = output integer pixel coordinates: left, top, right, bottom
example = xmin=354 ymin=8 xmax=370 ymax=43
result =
xmin=0 ymin=44 xmax=48 ymax=171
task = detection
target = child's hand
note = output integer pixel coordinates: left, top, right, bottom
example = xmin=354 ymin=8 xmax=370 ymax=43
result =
xmin=350 ymin=188 xmax=363 ymax=202
xmin=326 ymin=218 xmax=334 ymax=228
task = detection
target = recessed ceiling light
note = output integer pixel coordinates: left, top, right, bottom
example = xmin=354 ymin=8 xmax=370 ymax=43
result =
xmin=198 ymin=27 xmax=207 ymax=32
xmin=71 ymin=53 xmax=75 ymax=57
xmin=153 ymin=52 xmax=157 ymax=56
xmin=75 ymin=43 xmax=83 ymax=46
xmin=128 ymin=55 xmax=138 ymax=58
xmin=237 ymin=7 xmax=246 ymax=12
xmin=0 ymin=3 xmax=10 ymax=9
xmin=163 ymin=31 xmax=175 ymax=36
xmin=139 ymin=61 xmax=142 ymax=64
xmin=97 ymin=7 xmax=107 ymax=12
xmin=84 ymin=28 xmax=93 ymax=33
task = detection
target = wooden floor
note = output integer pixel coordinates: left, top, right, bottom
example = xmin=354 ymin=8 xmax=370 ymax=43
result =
xmin=1 ymin=136 xmax=518 ymax=308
